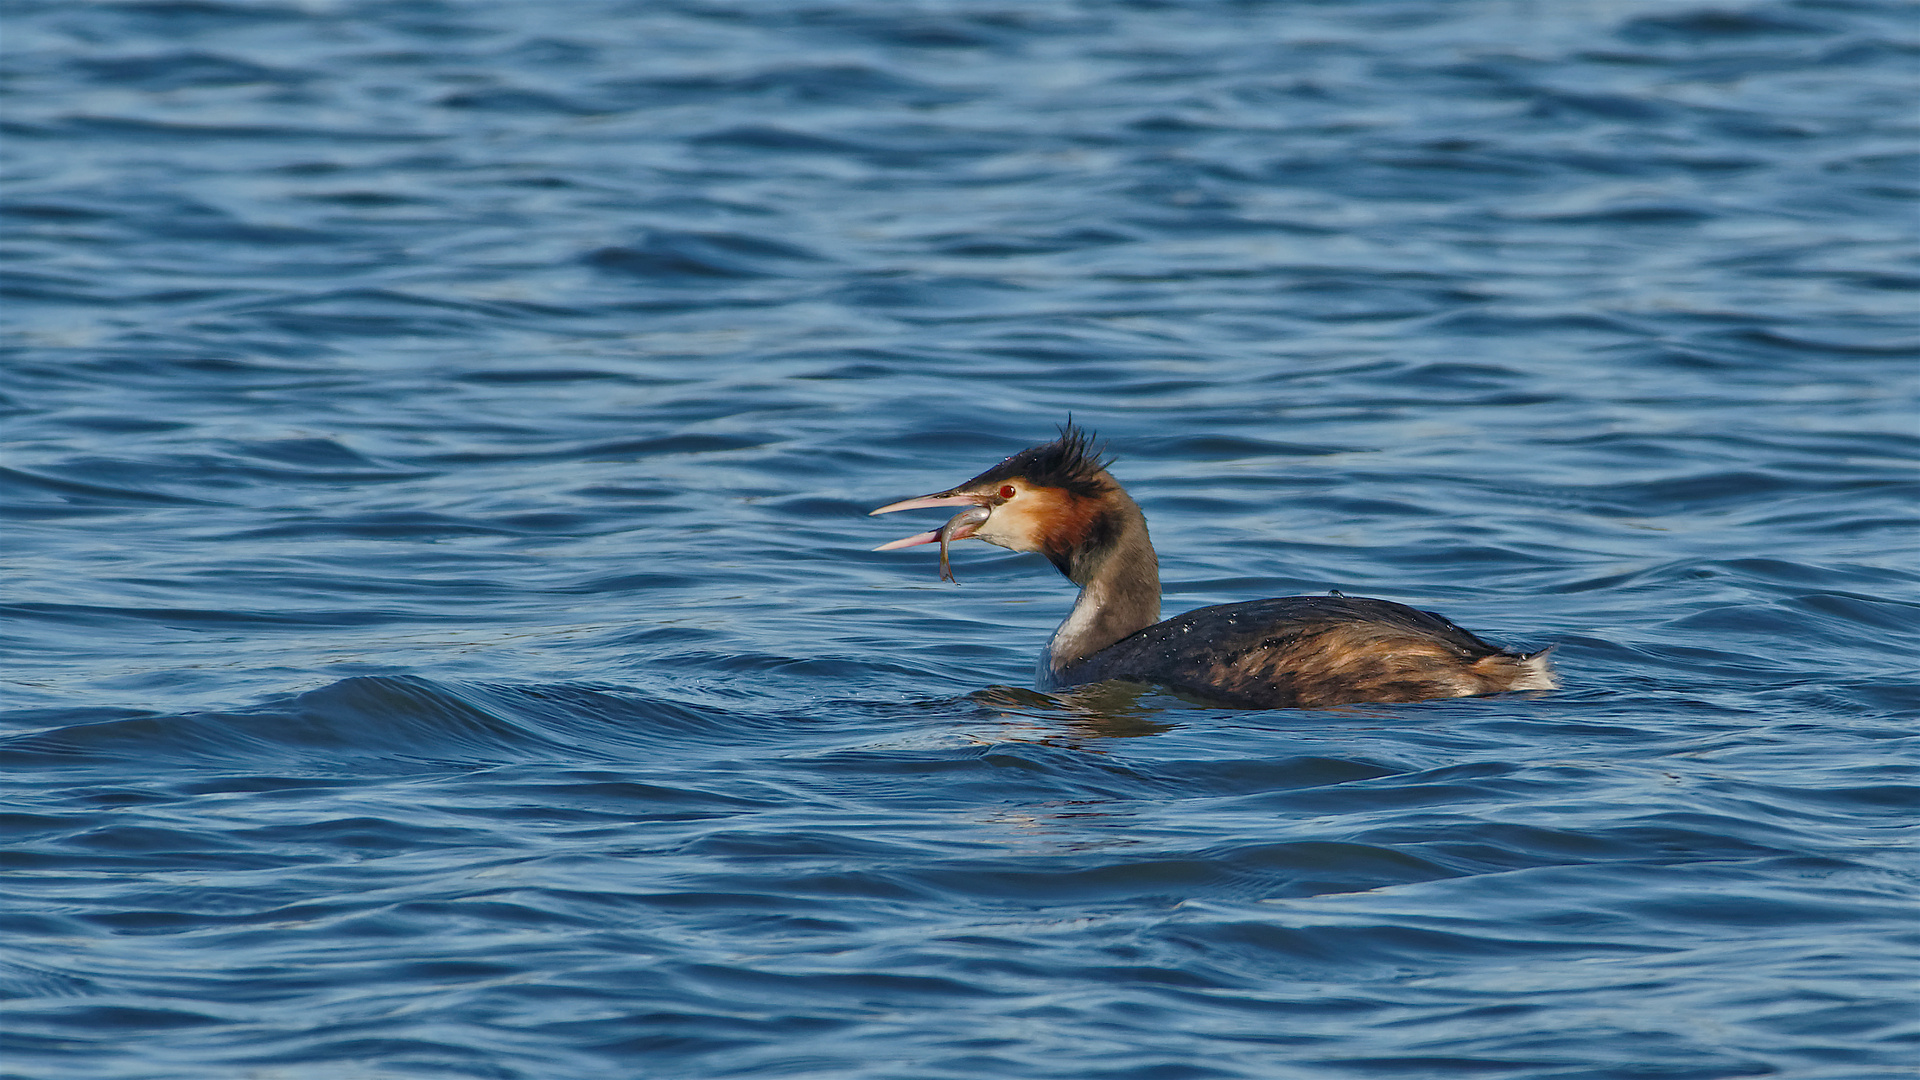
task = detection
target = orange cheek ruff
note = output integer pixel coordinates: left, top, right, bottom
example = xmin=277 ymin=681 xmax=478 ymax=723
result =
xmin=1023 ymin=487 xmax=1102 ymax=557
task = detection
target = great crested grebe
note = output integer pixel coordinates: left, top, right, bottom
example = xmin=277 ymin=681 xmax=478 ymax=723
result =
xmin=871 ymin=424 xmax=1556 ymax=709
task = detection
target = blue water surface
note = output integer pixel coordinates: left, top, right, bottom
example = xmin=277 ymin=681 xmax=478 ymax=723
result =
xmin=3 ymin=1 xmax=1917 ymax=1077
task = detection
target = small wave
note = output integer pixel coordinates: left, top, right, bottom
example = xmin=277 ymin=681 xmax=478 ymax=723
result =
xmin=75 ymin=51 xmax=311 ymax=91
xmin=0 ymin=676 xmax=767 ymax=773
xmin=436 ymin=87 xmax=602 ymax=115
xmin=586 ymin=229 xmax=828 ymax=280
xmin=612 ymin=62 xmax=966 ymax=108
xmin=0 ymin=464 xmax=223 ymax=509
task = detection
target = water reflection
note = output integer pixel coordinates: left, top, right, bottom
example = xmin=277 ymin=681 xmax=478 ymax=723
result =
xmin=971 ymin=682 xmax=1179 ymax=741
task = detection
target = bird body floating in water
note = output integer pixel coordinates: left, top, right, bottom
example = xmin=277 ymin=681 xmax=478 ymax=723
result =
xmin=872 ymin=424 xmax=1556 ymax=709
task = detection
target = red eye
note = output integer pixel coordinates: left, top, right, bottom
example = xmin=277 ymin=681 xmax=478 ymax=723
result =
xmin=999 ymin=485 xmax=1017 ymax=500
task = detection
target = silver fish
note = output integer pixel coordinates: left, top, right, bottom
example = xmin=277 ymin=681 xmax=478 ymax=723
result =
xmin=936 ymin=505 xmax=991 ymax=583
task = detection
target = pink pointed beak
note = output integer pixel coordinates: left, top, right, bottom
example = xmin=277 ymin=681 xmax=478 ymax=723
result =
xmin=869 ymin=492 xmax=981 ymax=515
xmin=869 ymin=491 xmax=986 ymax=551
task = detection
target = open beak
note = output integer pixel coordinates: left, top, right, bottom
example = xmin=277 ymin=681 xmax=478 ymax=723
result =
xmin=869 ymin=491 xmax=980 ymax=516
xmin=869 ymin=490 xmax=987 ymax=551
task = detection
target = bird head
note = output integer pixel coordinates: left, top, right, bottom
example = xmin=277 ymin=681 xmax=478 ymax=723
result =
xmin=870 ymin=423 xmax=1123 ymax=579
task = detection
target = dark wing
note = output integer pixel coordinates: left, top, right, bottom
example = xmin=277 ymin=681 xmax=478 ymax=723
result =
xmin=1061 ymin=595 xmax=1536 ymax=708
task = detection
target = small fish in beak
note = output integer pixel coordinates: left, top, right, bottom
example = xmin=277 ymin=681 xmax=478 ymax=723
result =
xmin=935 ymin=505 xmax=991 ymax=582
xmin=871 ymin=493 xmax=991 ymax=582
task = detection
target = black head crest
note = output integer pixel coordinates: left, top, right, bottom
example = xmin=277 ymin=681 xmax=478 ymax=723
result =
xmin=967 ymin=421 xmax=1112 ymax=497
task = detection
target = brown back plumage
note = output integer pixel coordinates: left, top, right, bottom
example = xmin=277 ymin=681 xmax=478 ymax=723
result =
xmin=1064 ymin=595 xmax=1556 ymax=708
